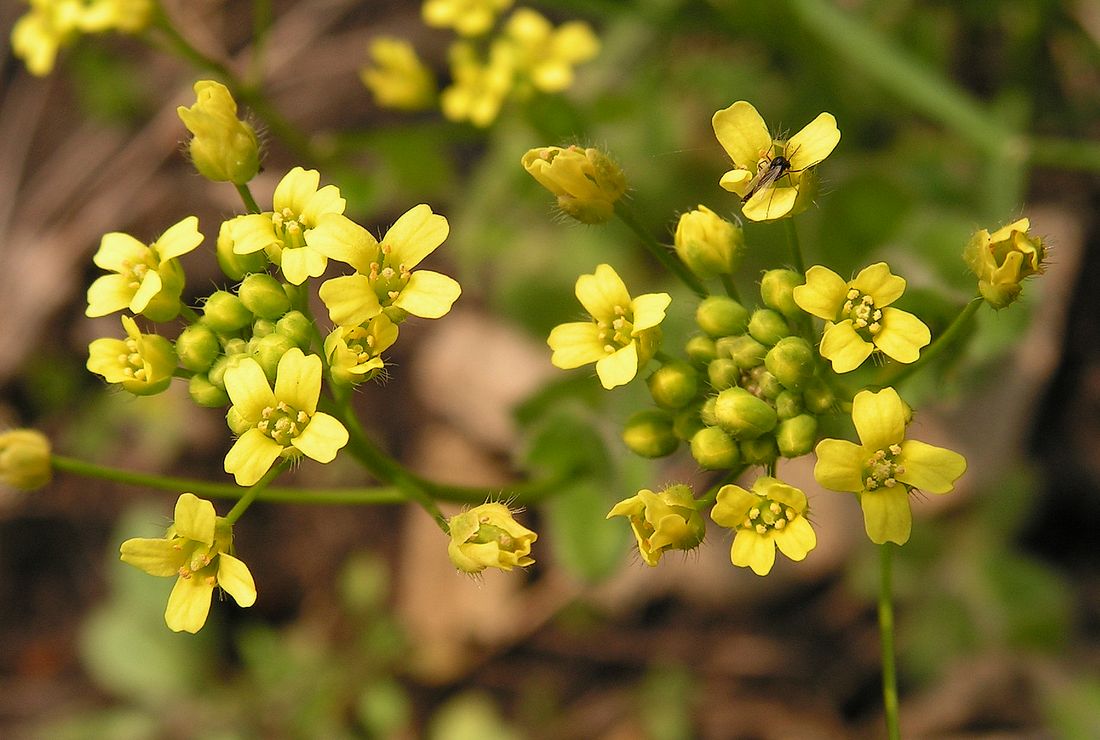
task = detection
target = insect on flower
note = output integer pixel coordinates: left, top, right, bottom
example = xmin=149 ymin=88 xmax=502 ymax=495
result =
xmin=740 ymin=143 xmax=801 ymax=205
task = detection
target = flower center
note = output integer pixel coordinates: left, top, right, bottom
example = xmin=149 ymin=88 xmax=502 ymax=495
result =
xmin=596 ymin=304 xmax=635 ymax=354
xmin=471 ymin=523 xmax=517 ymax=552
xmin=344 ymin=327 xmax=377 ymax=364
xmin=864 ymin=444 xmax=905 ymax=491
xmin=256 ymin=400 xmax=310 ymax=446
xmin=174 ymin=539 xmax=215 ymax=580
xmin=740 ymin=498 xmax=798 ymax=535
xmin=117 ymin=337 xmax=149 ymax=381
xmin=369 ymin=244 xmax=412 ymax=306
xmin=119 ymin=255 xmax=157 ymax=292
xmin=272 ymin=208 xmax=307 ymax=249
xmin=842 ymin=288 xmax=883 ymax=337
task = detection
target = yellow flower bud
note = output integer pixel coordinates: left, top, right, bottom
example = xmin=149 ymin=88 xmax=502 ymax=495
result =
xmin=607 ymin=484 xmax=705 ymax=567
xmin=521 ymin=145 xmax=626 ymax=224
xmin=177 ymin=81 xmax=260 ymax=185
xmin=0 ymin=429 xmax=52 ymax=491
xmin=964 ymin=218 xmax=1046 ymax=309
xmin=674 ymin=205 xmax=744 ymax=279
xmin=447 ymin=503 xmax=537 ymax=573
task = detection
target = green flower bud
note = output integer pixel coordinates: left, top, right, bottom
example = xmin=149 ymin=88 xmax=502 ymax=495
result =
xmin=690 ymin=426 xmax=740 ymax=470
xmin=622 ymin=409 xmax=679 ymax=458
xmin=764 ymin=336 xmax=815 ymax=391
xmin=964 ymin=218 xmax=1046 ymax=309
xmin=759 ymin=268 xmax=804 ymax=319
xmin=775 ymin=390 xmax=804 ymax=420
xmin=685 ymin=334 xmax=717 ymax=365
xmin=776 ymin=414 xmax=817 ymax=458
xmin=648 ymin=361 xmax=699 ymax=409
xmin=275 ymin=310 xmax=313 ymax=349
xmin=714 ymin=387 xmax=777 ymax=439
xmin=177 ymin=81 xmax=260 ymax=185
xmin=740 ymin=436 xmax=778 ymax=467
xmin=0 ymin=429 xmax=51 ymax=490
xmin=176 ymin=323 xmax=220 ymax=373
xmin=252 ymin=318 xmax=276 ymax=338
xmin=722 ymin=334 xmax=768 ymax=370
xmin=673 ymin=205 xmax=745 ymax=279
xmin=749 ymin=367 xmax=783 ymax=400
xmin=699 ymin=396 xmax=719 ymax=427
xmin=803 ymin=376 xmax=836 ymax=415
xmin=521 ymin=145 xmax=626 ymax=225
xmin=607 ymin=483 xmax=706 ymax=566
xmin=189 ymin=373 xmax=230 ymax=408
xmin=695 ymin=296 xmax=750 ymax=338
xmin=673 ymin=404 xmax=706 ymax=441
xmin=747 ymin=308 xmax=791 ymax=347
xmin=707 ymin=358 xmax=740 ymax=391
xmin=252 ymin=333 xmax=296 ymax=384
xmin=202 ymin=291 xmax=252 ymax=333
xmin=239 ymin=273 xmax=292 ymax=320
xmin=217 ymin=217 xmax=268 ymax=281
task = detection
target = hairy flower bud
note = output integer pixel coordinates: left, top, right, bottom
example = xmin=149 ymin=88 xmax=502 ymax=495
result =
xmin=177 ymin=81 xmax=260 ymax=185
xmin=275 ymin=310 xmax=314 ymax=349
xmin=776 ymin=413 xmax=818 ymax=458
xmin=714 ymin=387 xmax=778 ymax=439
xmin=722 ymin=334 xmax=767 ymax=370
xmin=647 ymin=360 xmax=699 ymax=409
xmin=690 ymin=426 xmax=740 ymax=470
xmin=740 ymin=435 xmax=778 ymax=466
xmin=189 ymin=374 xmax=230 ymax=408
xmin=765 ymin=336 xmax=815 ymax=391
xmin=759 ymin=268 xmax=804 ymax=319
xmin=176 ymin=323 xmax=220 ymax=373
xmin=674 ymin=205 xmax=744 ymax=279
xmin=202 ymin=291 xmax=252 ymax=334
xmin=607 ymin=484 xmax=705 ymax=566
xmin=964 ymin=218 xmax=1046 ymax=309
xmin=747 ymin=308 xmax=791 ymax=347
xmin=685 ymin=334 xmax=717 ymax=365
xmin=239 ymin=273 xmax=291 ymax=321
xmin=622 ymin=409 xmax=679 ymax=458
xmin=0 ymin=429 xmax=51 ymax=490
xmin=522 ymin=145 xmax=626 ymax=224
xmin=695 ymin=296 xmax=750 ymax=338
xmin=447 ymin=503 xmax=537 ymax=573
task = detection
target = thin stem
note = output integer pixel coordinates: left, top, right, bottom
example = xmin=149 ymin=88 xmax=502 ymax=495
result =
xmin=720 ymin=274 xmax=741 ymax=302
xmin=880 ymin=296 xmax=983 ymax=386
xmin=179 ymin=305 xmax=201 ymax=324
xmin=235 ymin=183 xmax=262 ymax=214
xmin=879 ymin=543 xmax=901 ymax=740
xmin=225 ymin=459 xmax=288 ymax=523
xmin=50 ymin=454 xmax=409 ymax=504
xmin=783 ymin=219 xmax=806 ymax=274
xmin=615 ymin=201 xmax=707 ymax=298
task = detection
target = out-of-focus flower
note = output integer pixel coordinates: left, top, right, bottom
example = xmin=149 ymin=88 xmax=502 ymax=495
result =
xmin=360 ymin=37 xmax=436 ymax=111
xmin=521 ymin=145 xmax=626 ymax=225
xmin=422 ymin=0 xmax=513 ymax=37
xmin=0 ymin=429 xmax=52 ymax=491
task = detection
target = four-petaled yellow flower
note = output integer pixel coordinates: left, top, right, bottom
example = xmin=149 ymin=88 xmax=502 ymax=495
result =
xmin=503 ymin=8 xmax=599 ymax=96
xmin=710 ymin=476 xmax=816 ymax=576
xmin=87 ymin=315 xmax=177 ymax=396
xmin=230 ymin=167 xmax=347 ymax=286
xmin=223 ymin=348 xmax=349 ymax=486
xmin=422 ymin=0 xmax=513 ymax=37
xmin=12 ymin=0 xmax=151 ymax=76
xmin=447 ymin=502 xmax=537 ymax=573
xmin=119 ymin=493 xmax=256 ymax=633
xmin=964 ymin=217 xmax=1046 ymax=309
xmin=607 ymin=484 xmax=705 ymax=567
xmin=548 ymin=264 xmax=671 ymax=390
xmin=712 ymin=100 xmax=840 ymax=222
xmin=814 ymin=387 xmax=966 ymax=545
xmin=360 ymin=37 xmax=437 ymax=111
xmin=793 ymin=262 xmax=930 ymax=373
xmin=86 ymin=216 xmax=203 ymax=322
xmin=315 ymin=204 xmax=461 ymax=326
xmin=324 ymin=314 xmax=399 ymax=386
xmin=440 ymin=40 xmax=515 ymax=127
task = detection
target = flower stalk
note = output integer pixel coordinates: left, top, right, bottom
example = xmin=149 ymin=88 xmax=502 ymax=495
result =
xmin=879 ymin=543 xmax=901 ymax=740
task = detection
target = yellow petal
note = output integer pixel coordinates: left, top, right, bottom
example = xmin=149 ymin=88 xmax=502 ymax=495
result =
xmin=307 ymin=213 xmax=377 ymax=273
xmin=874 ymin=308 xmax=930 ymax=364
xmin=224 ymin=358 xmax=276 ymax=420
xmin=230 ymin=213 xmax=279 ymax=255
xmin=392 ymin=270 xmax=461 ymax=318
xmin=273 ymin=167 xmax=320 ymax=214
xmin=741 ymin=184 xmax=797 ymax=222
xmin=93 ymin=232 xmax=148 ymax=272
xmin=291 ymin=412 xmax=349 ymax=463
xmin=851 ymin=262 xmax=905 ymax=307
xmin=319 ymin=274 xmax=382 ymax=327
xmin=85 ymin=275 xmax=134 ymax=317
xmin=547 ymin=322 xmax=607 ymax=369
xmin=299 ymin=184 xmax=346 ymax=226
xmin=279 ymin=246 xmax=327 ymax=286
xmin=383 ymin=204 xmax=449 ymax=269
xmin=154 ymin=216 xmax=203 ymax=261
xmin=119 ymin=537 xmax=184 ymax=576
xmin=595 ymin=342 xmax=639 ymax=389
xmin=273 ymin=349 xmax=321 ymax=414
xmin=173 ymin=493 xmax=216 ymax=545
xmin=786 ymin=112 xmax=840 ymax=171
xmin=631 ymin=292 xmax=671 ymax=332
xmin=575 ymin=264 xmax=631 ymax=320
xmin=820 ymin=321 xmax=873 ymax=373
xmin=165 ymin=574 xmax=214 ymax=633
xmin=813 ymin=438 xmax=866 ymax=493
xmin=775 ymin=517 xmax=816 ymax=561
xmin=712 ymin=101 xmax=771 ymax=170
xmin=129 ymin=270 xmax=163 ymax=314
xmin=731 ymin=530 xmax=776 ymax=576
xmin=710 ymin=484 xmax=755 ymax=527
xmin=859 ymin=487 xmax=911 ymax=545
xmin=718 ymin=168 xmax=753 ymax=196
xmin=224 ymin=429 xmax=283 ymax=486
xmin=898 ymin=440 xmax=966 ymax=494
xmin=216 ymin=553 xmax=257 ymax=607
xmin=794 ymin=265 xmax=847 ymax=320
xmin=852 ymin=388 xmax=907 ymax=451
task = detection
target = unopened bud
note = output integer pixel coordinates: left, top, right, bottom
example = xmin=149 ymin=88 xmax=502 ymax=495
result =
xmin=747 ymin=308 xmax=791 ymax=347
xmin=714 ymin=387 xmax=777 ymax=439
xmin=648 ymin=360 xmax=699 ymax=409
xmin=177 ymin=81 xmax=260 ymax=185
xmin=0 ymin=430 xmax=51 ymax=490
xmin=685 ymin=334 xmax=717 ymax=364
xmin=776 ymin=414 xmax=817 ymax=458
xmin=176 ymin=323 xmax=220 ymax=373
xmin=674 ymin=205 xmax=744 ymax=279
xmin=622 ymin=409 xmax=679 ymax=458
xmin=695 ymin=296 xmax=749 ymax=337
xmin=189 ymin=373 xmax=230 ymax=408
xmin=239 ymin=273 xmax=291 ymax=320
xmin=759 ymin=268 xmax=804 ymax=319
xmin=690 ymin=426 xmax=740 ymax=470
xmin=740 ymin=435 xmax=778 ymax=466
xmin=202 ymin=291 xmax=252 ymax=333
xmin=764 ymin=337 xmax=815 ymax=391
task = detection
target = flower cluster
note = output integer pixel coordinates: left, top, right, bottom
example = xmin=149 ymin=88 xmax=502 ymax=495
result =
xmin=361 ymin=2 xmax=599 ymax=127
xmin=535 ymin=101 xmax=984 ymax=575
xmin=12 ymin=0 xmax=152 ymax=76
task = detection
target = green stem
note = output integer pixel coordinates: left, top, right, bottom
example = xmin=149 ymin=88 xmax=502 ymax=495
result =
xmin=880 ymin=296 xmax=983 ymax=386
xmin=720 ymin=274 xmax=741 ymax=302
xmin=615 ymin=201 xmax=707 ymax=298
xmin=783 ymin=219 xmax=806 ymax=274
xmin=249 ymin=0 xmax=273 ymax=85
xmin=179 ymin=305 xmax=201 ymax=324
xmin=235 ymin=183 xmax=262 ymax=214
xmin=225 ymin=459 xmax=288 ymax=523
xmin=879 ymin=543 xmax=901 ymax=740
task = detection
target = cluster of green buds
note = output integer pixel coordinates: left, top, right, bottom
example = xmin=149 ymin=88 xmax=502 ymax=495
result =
xmin=360 ymin=1 xmax=599 ymax=127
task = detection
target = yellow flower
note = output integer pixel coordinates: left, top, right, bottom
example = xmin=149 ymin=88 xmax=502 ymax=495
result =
xmin=85 ymin=216 xmax=203 ymax=322
xmin=964 ymin=217 xmax=1046 ymax=309
xmin=548 ymin=264 xmax=670 ymax=389
xmin=710 ymin=476 xmax=816 ymax=575
xmin=521 ymin=145 xmax=626 ymax=225
xmin=11 ymin=0 xmax=151 ymax=76
xmin=793 ymin=262 xmax=930 ymax=373
xmin=0 ymin=429 xmax=52 ymax=491
xmin=607 ymin=484 xmax=705 ymax=567
xmin=119 ymin=493 xmax=256 ymax=633
xmin=440 ymin=40 xmax=514 ymax=127
xmin=315 ymin=204 xmax=461 ymax=325
xmin=712 ymin=101 xmax=840 ymax=222
xmin=324 ymin=314 xmax=399 ymax=386
xmin=230 ymin=167 xmax=347 ymax=285
xmin=87 ymin=315 xmax=177 ymax=396
xmin=673 ymin=205 xmax=745 ymax=279
xmin=177 ymin=80 xmax=260 ymax=185
xmin=447 ymin=503 xmax=537 ymax=573
xmin=814 ymin=387 xmax=967 ymax=545
xmin=223 ymin=348 xmax=349 ymax=486
xmin=503 ymin=8 xmax=599 ymax=95
xmin=422 ymin=0 xmax=513 ymax=37
xmin=360 ymin=37 xmax=437 ymax=111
